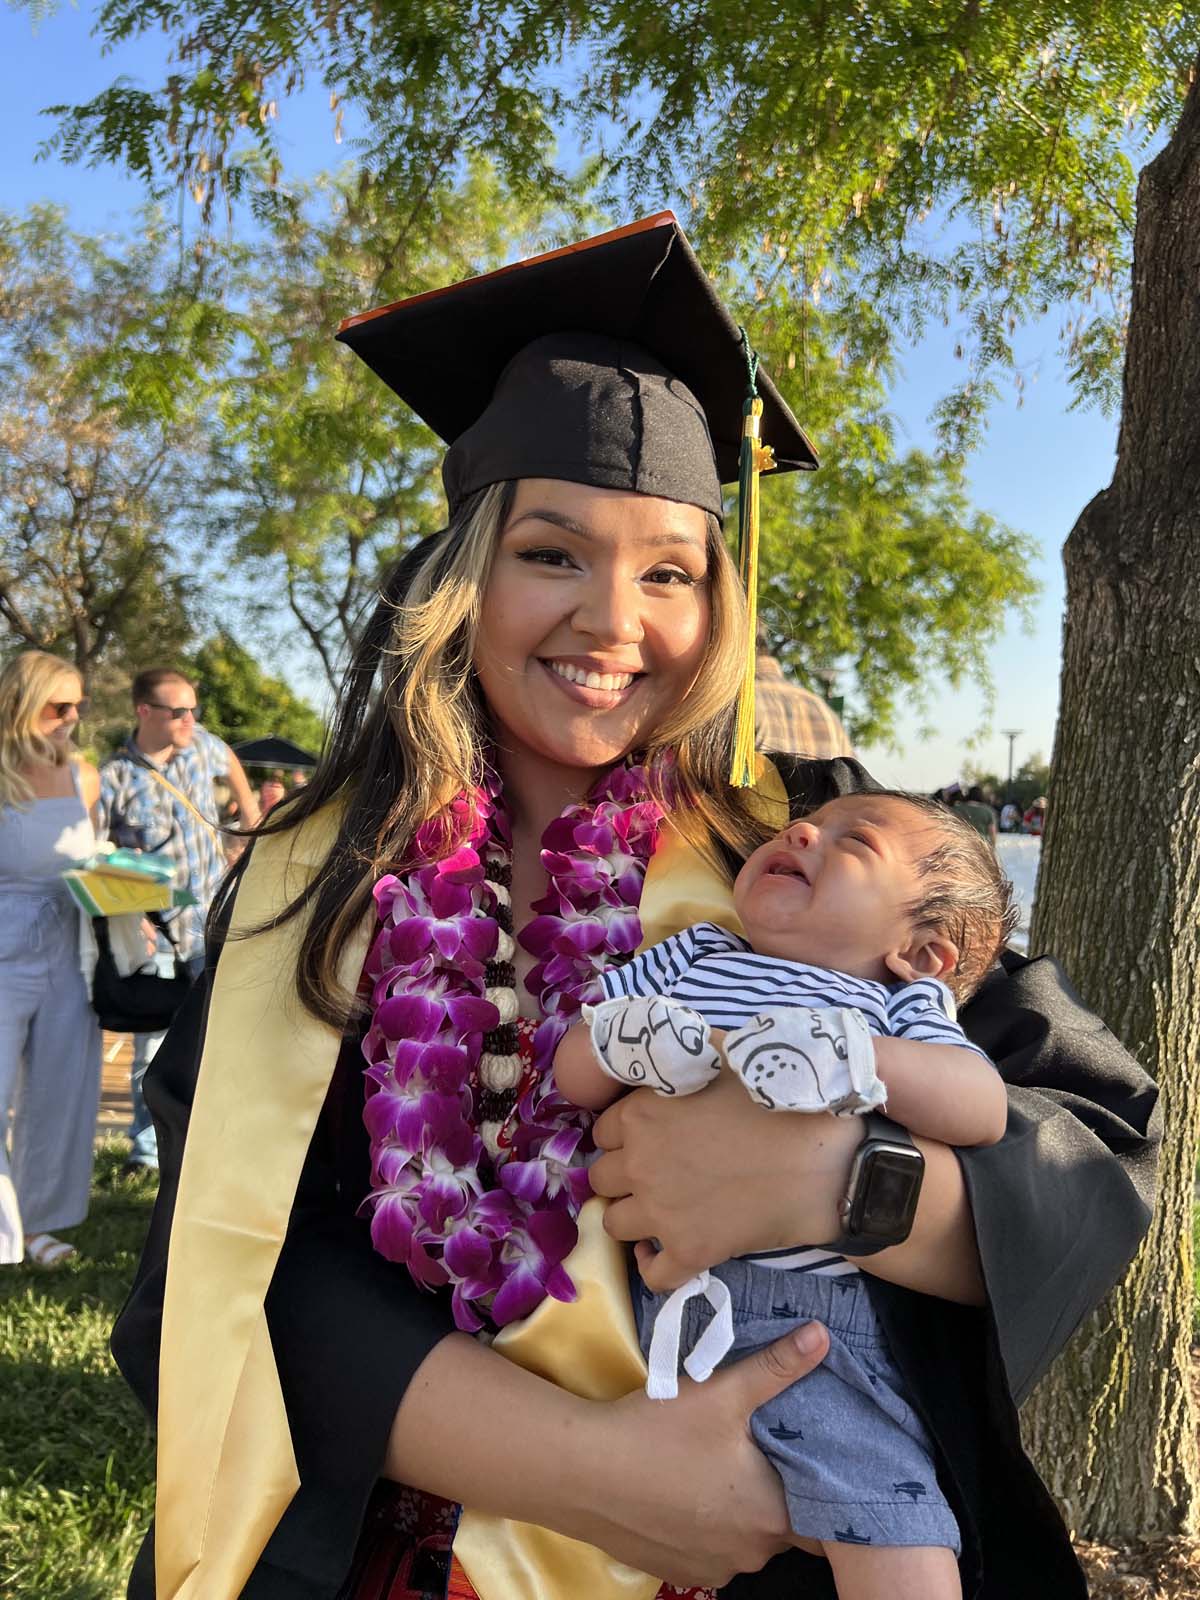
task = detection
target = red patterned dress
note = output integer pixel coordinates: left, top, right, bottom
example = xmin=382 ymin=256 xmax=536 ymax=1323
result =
xmin=339 ymin=1019 xmax=716 ymax=1600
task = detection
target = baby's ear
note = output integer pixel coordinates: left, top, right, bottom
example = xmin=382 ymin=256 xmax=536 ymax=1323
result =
xmin=885 ymin=931 xmax=959 ymax=985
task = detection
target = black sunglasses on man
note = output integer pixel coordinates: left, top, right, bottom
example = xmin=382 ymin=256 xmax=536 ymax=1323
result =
xmin=145 ymin=702 xmax=202 ymax=721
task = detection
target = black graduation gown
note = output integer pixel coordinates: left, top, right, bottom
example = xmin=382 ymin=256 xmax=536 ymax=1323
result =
xmin=111 ymin=757 xmax=1160 ymax=1599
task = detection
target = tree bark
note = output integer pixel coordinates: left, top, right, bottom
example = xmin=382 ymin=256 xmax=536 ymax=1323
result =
xmin=1022 ymin=61 xmax=1200 ymax=1539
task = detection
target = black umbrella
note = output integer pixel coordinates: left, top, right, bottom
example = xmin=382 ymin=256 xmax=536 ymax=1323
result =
xmin=232 ymin=735 xmax=319 ymax=769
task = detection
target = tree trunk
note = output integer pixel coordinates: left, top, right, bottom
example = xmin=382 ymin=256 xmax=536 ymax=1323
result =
xmin=1021 ymin=62 xmax=1200 ymax=1539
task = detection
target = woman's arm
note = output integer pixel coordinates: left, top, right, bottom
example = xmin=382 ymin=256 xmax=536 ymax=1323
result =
xmin=385 ymin=1321 xmax=829 ymax=1589
xmin=224 ymin=748 xmax=262 ymax=828
xmin=846 ymin=1136 xmax=984 ymax=1303
xmin=872 ymin=1036 xmax=1007 ymax=1147
xmin=954 ymin=948 xmax=1158 ymax=1401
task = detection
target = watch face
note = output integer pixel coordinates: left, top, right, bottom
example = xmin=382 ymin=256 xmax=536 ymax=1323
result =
xmin=850 ymin=1146 xmax=923 ymax=1239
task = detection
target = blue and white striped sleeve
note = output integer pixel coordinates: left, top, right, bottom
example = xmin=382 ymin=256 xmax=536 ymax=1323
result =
xmin=888 ymin=979 xmax=994 ymax=1064
xmin=599 ymin=925 xmax=710 ymax=1002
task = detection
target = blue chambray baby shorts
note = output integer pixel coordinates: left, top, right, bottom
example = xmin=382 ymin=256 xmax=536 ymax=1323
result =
xmin=636 ymin=1258 xmax=961 ymax=1553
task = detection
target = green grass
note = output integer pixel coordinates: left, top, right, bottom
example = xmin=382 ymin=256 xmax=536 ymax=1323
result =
xmin=0 ymin=1142 xmax=157 ymax=1600
xmin=0 ymin=1153 xmax=1197 ymax=1598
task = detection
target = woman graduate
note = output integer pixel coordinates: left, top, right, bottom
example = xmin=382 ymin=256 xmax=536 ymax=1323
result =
xmin=112 ymin=215 xmax=1159 ymax=1600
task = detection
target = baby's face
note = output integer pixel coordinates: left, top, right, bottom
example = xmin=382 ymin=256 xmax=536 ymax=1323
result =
xmin=733 ymin=795 xmax=942 ymax=979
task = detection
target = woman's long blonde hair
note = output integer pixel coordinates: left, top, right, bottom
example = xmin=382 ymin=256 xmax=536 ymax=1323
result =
xmin=235 ymin=480 xmax=771 ymax=1030
xmin=0 ymin=650 xmax=82 ymax=810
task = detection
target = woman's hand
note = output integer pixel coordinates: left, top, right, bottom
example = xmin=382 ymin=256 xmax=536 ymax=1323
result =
xmin=591 ymin=1071 xmax=860 ymax=1291
xmin=571 ymin=1323 xmax=828 ymax=1585
xmin=389 ymin=1322 xmax=829 ymax=1589
xmin=591 ymin=1071 xmax=986 ymax=1305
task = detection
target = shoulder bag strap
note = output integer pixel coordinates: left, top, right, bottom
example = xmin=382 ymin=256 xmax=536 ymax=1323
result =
xmin=142 ymin=763 xmax=221 ymax=840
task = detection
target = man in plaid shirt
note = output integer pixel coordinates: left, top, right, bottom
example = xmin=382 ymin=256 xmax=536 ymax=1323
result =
xmin=98 ymin=668 xmax=259 ymax=1171
xmin=754 ymin=651 xmax=854 ymax=760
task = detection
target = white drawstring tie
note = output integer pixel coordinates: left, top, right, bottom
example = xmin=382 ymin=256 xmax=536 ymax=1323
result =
xmin=645 ymin=1269 xmax=735 ymax=1399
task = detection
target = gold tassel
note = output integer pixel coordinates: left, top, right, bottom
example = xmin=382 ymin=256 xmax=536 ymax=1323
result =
xmin=729 ymin=395 xmax=775 ymax=787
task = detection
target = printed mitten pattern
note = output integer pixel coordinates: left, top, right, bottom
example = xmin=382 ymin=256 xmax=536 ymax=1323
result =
xmin=583 ymin=994 xmax=722 ymax=1096
xmin=723 ymin=1005 xmax=885 ymax=1114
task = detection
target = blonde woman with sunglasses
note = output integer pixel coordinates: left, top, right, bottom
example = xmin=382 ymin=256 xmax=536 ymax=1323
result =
xmin=0 ymin=649 xmax=101 ymax=1267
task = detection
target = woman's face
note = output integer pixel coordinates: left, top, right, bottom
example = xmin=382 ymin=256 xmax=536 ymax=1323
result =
xmin=37 ymin=673 xmax=85 ymax=749
xmin=474 ymin=478 xmax=712 ymax=780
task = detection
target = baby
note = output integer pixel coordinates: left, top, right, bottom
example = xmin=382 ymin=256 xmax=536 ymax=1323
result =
xmin=555 ymin=789 xmax=1017 ymax=1600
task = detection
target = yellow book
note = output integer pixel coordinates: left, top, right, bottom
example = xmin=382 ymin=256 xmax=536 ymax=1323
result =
xmin=63 ymin=870 xmax=178 ymax=918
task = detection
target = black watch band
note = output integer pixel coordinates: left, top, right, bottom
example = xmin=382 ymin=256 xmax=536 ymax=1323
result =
xmin=822 ymin=1112 xmax=925 ymax=1256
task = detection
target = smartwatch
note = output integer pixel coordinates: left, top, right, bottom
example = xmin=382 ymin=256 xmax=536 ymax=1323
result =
xmin=823 ymin=1113 xmax=924 ymax=1256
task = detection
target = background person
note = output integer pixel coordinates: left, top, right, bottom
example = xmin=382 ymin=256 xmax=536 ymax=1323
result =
xmin=754 ymin=637 xmax=854 ymax=759
xmin=98 ymin=667 xmax=260 ymax=1172
xmin=0 ymin=650 xmax=101 ymax=1267
xmin=952 ymin=783 xmax=997 ymax=844
xmin=257 ymin=768 xmax=288 ymax=814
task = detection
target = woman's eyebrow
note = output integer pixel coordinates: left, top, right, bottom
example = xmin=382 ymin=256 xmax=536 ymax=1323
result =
xmin=505 ymin=509 xmax=703 ymax=549
xmin=506 ymin=508 xmax=592 ymax=538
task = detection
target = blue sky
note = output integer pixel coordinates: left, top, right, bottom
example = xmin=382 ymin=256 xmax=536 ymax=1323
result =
xmin=1 ymin=2 xmax=1123 ymax=790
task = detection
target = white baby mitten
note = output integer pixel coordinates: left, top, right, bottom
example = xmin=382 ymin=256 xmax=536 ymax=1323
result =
xmin=723 ymin=1005 xmax=885 ymax=1115
xmin=582 ymin=994 xmax=722 ymax=1097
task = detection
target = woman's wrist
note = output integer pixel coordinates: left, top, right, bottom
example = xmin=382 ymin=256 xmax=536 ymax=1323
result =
xmin=385 ymin=1332 xmax=597 ymax=1526
xmin=761 ymin=1104 xmax=862 ymax=1251
xmin=850 ymin=1139 xmax=985 ymax=1305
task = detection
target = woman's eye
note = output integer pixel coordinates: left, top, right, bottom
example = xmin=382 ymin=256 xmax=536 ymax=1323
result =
xmin=644 ymin=565 xmax=699 ymax=587
xmin=516 ymin=547 xmax=574 ymax=568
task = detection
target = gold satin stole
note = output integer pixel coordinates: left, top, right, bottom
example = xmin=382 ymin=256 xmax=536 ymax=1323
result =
xmin=154 ymin=764 xmax=789 ymax=1599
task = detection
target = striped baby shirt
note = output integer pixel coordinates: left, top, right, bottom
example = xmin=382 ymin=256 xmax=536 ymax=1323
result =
xmin=601 ymin=921 xmax=992 ymax=1277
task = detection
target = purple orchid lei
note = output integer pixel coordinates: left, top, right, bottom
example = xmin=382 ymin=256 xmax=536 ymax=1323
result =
xmin=361 ymin=763 xmax=664 ymax=1332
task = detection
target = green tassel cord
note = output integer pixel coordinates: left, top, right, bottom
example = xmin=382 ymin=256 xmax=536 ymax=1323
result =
xmin=730 ymin=334 xmax=775 ymax=787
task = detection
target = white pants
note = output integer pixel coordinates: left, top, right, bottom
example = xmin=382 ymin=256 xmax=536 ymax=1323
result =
xmin=0 ymin=896 xmax=101 ymax=1261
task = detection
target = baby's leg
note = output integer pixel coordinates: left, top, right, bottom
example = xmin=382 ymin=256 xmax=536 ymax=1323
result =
xmin=823 ymin=1540 xmax=961 ymax=1600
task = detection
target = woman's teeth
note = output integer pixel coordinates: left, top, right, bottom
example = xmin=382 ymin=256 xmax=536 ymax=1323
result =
xmin=546 ymin=661 xmax=636 ymax=692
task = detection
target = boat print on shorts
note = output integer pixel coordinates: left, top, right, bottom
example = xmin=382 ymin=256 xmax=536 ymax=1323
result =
xmin=766 ymin=1421 xmax=804 ymax=1441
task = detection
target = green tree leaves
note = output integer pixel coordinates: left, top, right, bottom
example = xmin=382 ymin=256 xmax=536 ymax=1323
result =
xmin=187 ymin=630 xmax=324 ymax=749
xmin=0 ymin=205 xmax=217 ymax=699
xmin=23 ymin=2 xmax=1197 ymax=424
xmin=13 ymin=0 xmax=1167 ymax=737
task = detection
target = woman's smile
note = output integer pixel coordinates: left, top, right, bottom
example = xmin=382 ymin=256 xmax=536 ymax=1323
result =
xmin=538 ymin=656 xmax=643 ymax=710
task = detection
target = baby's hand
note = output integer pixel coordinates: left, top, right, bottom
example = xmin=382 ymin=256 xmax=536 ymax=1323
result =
xmin=584 ymin=995 xmax=722 ymax=1097
xmin=722 ymin=1006 xmax=886 ymax=1114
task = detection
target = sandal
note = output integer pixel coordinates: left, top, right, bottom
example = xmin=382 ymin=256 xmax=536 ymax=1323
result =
xmin=24 ymin=1233 xmax=77 ymax=1268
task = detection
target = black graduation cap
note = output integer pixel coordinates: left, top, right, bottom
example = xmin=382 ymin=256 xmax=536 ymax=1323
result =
xmin=336 ymin=212 xmax=817 ymax=521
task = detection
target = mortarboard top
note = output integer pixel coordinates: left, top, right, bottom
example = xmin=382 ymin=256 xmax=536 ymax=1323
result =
xmin=336 ymin=213 xmax=817 ymax=520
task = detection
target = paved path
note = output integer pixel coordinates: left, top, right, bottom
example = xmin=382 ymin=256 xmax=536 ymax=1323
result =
xmin=98 ymin=1033 xmax=134 ymax=1142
